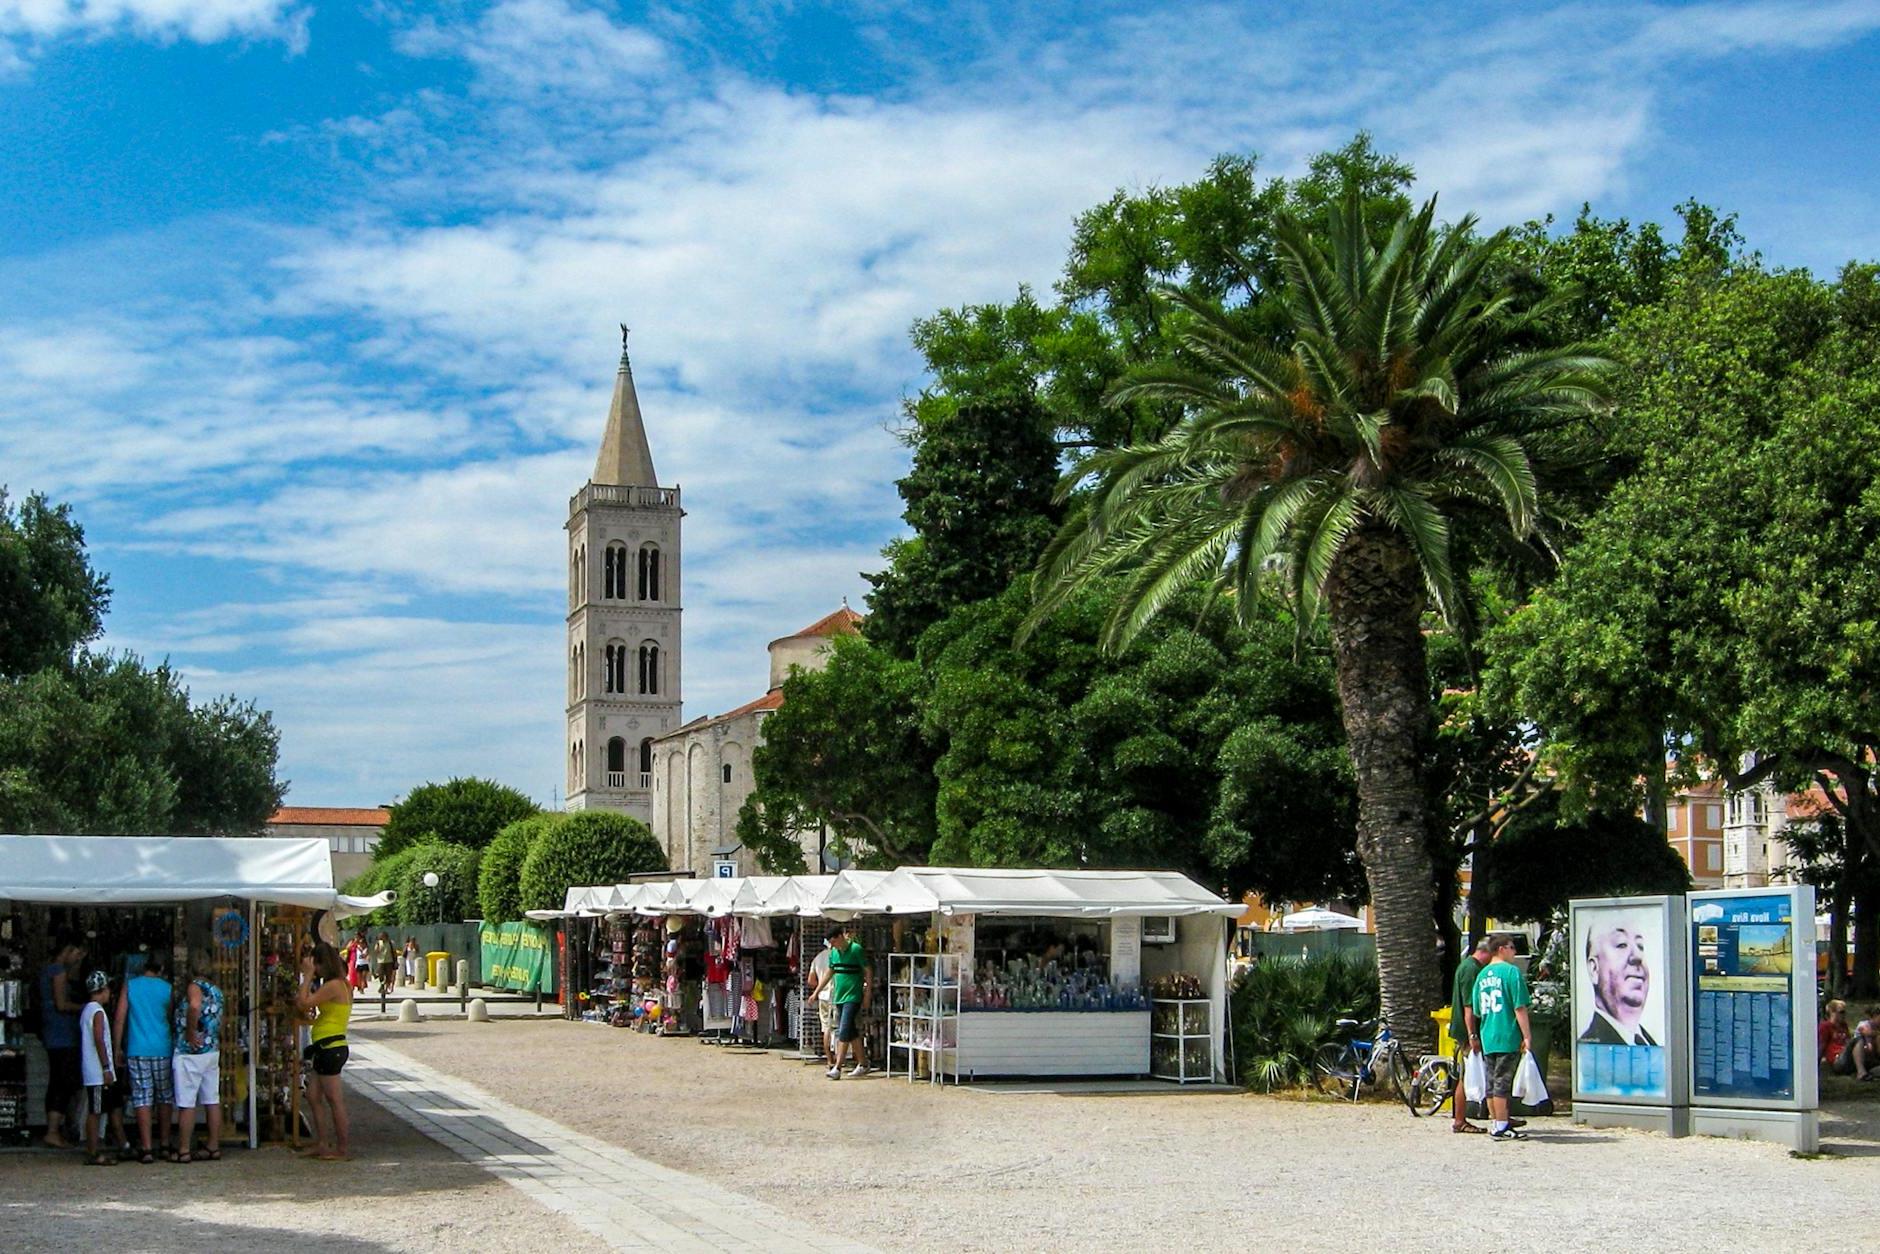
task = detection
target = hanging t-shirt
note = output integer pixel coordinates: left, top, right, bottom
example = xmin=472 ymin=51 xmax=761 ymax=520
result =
xmin=1472 ymin=959 xmax=1529 ymax=1055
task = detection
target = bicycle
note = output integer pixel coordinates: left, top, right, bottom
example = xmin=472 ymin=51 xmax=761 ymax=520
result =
xmin=1311 ymin=1017 xmax=1413 ymax=1104
xmin=1407 ymin=1051 xmax=1458 ymax=1117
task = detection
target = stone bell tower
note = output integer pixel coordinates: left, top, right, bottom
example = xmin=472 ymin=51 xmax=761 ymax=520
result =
xmin=564 ymin=326 xmax=683 ymax=821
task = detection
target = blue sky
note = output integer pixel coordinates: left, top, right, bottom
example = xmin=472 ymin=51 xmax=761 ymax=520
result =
xmin=3 ymin=0 xmax=1878 ymax=808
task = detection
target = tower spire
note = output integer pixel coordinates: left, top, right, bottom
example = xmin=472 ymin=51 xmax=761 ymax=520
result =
xmin=593 ymin=324 xmax=657 ymax=487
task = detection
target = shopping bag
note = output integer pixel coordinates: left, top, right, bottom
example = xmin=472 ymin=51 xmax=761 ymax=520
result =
xmin=1512 ymin=1050 xmax=1549 ymax=1105
xmin=1463 ymin=1051 xmax=1487 ymax=1104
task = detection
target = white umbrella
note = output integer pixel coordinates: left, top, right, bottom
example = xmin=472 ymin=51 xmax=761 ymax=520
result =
xmin=1279 ymin=907 xmax=1363 ymax=932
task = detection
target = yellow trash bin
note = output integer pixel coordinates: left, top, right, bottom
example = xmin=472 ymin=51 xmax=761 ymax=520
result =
xmin=426 ymin=951 xmax=451 ymax=988
xmin=1432 ymin=1006 xmax=1456 ymax=1057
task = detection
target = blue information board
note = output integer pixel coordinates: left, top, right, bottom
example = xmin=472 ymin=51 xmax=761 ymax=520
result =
xmin=1689 ymin=892 xmax=1796 ymax=1103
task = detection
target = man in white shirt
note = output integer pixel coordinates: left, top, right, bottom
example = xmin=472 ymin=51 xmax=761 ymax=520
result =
xmin=807 ymin=936 xmax=836 ymax=1068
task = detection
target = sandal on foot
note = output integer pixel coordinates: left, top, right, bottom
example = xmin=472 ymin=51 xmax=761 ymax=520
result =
xmin=85 ymin=1153 xmax=115 ymax=1166
xmin=202 ymin=1148 xmax=222 ymax=1161
xmin=1452 ymin=1122 xmax=1487 ymax=1134
xmin=138 ymin=1150 xmax=156 ymax=1164
xmin=173 ymin=1151 xmax=193 ymax=1164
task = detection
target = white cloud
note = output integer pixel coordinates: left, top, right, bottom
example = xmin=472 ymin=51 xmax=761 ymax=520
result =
xmin=0 ymin=0 xmax=306 ymax=68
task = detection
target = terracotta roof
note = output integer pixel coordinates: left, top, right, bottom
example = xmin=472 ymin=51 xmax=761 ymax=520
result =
xmin=652 ymin=689 xmax=785 ymax=742
xmin=269 ymin=807 xmax=390 ymax=828
xmin=785 ymin=606 xmax=863 ymax=640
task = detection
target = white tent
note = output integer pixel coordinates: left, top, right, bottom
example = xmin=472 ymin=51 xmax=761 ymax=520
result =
xmin=818 ymin=866 xmax=1244 ymax=920
xmin=728 ymin=875 xmax=795 ymax=916
xmin=0 ymin=833 xmax=389 ymax=912
xmin=1279 ymin=906 xmax=1364 ymax=932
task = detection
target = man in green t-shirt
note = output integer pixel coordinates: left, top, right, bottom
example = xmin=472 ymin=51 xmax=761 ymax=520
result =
xmin=1466 ymin=933 xmax=1533 ymax=1142
xmin=1449 ymin=935 xmax=1491 ymax=1134
xmin=825 ymin=921 xmax=870 ymax=1080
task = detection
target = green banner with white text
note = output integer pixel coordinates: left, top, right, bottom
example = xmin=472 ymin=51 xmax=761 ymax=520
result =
xmin=480 ymin=921 xmax=555 ymax=994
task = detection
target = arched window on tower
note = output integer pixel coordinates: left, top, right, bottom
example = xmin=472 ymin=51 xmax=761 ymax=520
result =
xmin=639 ymin=737 xmax=654 ymax=789
xmin=606 ymin=737 xmax=626 ymax=789
xmin=603 ymin=640 xmax=628 ymax=694
xmin=569 ymin=742 xmax=578 ymax=793
xmin=577 ymin=545 xmax=587 ymax=603
xmin=637 ymin=642 xmax=660 ymax=695
xmin=603 ymin=542 xmax=628 ymax=600
xmin=576 ymin=642 xmax=585 ymax=697
xmin=637 ymin=544 xmax=661 ymax=602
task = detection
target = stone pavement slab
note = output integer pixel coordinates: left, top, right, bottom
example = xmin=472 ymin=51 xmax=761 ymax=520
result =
xmin=348 ymin=1037 xmax=875 ymax=1254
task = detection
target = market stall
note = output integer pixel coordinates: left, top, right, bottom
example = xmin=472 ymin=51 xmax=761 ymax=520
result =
xmin=819 ymin=867 xmax=1240 ymax=1083
xmin=0 ymin=834 xmax=391 ymax=1148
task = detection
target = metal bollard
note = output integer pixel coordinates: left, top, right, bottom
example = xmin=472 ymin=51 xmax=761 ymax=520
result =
xmin=457 ymin=959 xmax=469 ymax=1014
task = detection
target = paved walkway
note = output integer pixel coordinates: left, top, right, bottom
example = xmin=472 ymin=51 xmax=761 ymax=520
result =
xmin=348 ymin=1038 xmax=875 ymax=1253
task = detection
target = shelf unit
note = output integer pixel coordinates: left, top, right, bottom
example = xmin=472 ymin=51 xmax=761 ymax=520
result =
xmin=888 ymin=953 xmax=961 ymax=1085
xmin=0 ymin=913 xmax=26 ymax=1144
xmin=1150 ymin=997 xmax=1212 ymax=1084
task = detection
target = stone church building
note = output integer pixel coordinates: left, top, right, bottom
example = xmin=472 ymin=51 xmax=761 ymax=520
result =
xmin=563 ymin=328 xmax=858 ymax=873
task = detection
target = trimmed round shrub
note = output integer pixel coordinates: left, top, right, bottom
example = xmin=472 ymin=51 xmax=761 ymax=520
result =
xmin=519 ymin=810 xmax=666 ymax=915
xmin=392 ymin=839 xmax=482 ymax=925
xmin=479 ymin=812 xmax=566 ymax=924
xmin=379 ymin=777 xmax=540 ymax=857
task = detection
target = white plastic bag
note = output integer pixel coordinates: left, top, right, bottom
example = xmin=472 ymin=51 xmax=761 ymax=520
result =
xmin=1463 ymin=1051 xmax=1487 ymax=1104
xmin=1511 ymin=1050 xmax=1549 ymax=1105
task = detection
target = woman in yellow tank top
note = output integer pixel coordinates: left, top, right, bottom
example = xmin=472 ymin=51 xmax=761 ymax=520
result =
xmin=295 ymin=942 xmax=354 ymax=1160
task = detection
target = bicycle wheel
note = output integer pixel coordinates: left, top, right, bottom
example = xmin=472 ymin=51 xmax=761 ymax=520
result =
xmin=1311 ymin=1043 xmax=1356 ymax=1099
xmin=1386 ymin=1043 xmax=1414 ymax=1107
xmin=1411 ymin=1058 xmax=1456 ymax=1118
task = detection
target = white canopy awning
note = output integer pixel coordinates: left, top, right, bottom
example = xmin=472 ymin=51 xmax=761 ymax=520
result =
xmin=0 ymin=834 xmax=361 ymax=910
xmin=816 ymin=866 xmax=1238 ymax=920
xmin=1279 ymin=907 xmax=1364 ymax=932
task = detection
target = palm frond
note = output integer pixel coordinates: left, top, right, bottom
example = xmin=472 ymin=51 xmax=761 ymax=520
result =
xmin=1377 ymin=486 xmax=1459 ymax=623
xmin=1435 ymin=431 xmax=1539 ymax=535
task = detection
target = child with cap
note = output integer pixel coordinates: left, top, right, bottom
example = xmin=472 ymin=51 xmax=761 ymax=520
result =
xmin=78 ymin=970 xmax=117 ymax=1165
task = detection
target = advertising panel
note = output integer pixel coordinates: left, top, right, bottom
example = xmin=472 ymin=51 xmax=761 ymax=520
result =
xmin=1571 ymin=897 xmax=1679 ymax=1103
xmin=1688 ymin=886 xmax=1814 ymax=1108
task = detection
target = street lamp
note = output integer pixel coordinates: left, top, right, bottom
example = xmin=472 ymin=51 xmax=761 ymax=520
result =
xmin=422 ymin=870 xmax=442 ymax=925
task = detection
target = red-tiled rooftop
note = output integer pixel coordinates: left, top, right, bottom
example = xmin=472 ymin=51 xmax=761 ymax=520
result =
xmin=269 ymin=807 xmax=390 ymax=827
xmin=785 ymin=605 xmax=863 ymax=640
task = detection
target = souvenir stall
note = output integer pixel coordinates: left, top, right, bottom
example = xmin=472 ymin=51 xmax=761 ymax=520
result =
xmin=819 ymin=867 xmax=1240 ymax=1083
xmin=641 ymin=880 xmax=716 ymax=1036
xmin=0 ymin=834 xmax=391 ymax=1147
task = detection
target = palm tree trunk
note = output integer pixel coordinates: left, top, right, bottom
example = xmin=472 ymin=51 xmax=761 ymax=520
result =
xmin=1326 ymin=527 xmax=1444 ymax=1054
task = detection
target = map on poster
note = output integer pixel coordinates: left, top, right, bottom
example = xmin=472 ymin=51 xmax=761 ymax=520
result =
xmin=1690 ymin=892 xmax=1795 ymax=1102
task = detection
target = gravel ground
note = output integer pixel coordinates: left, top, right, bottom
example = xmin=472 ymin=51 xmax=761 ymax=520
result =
xmin=0 ymin=1084 xmax=601 ymax=1253
xmin=362 ymin=1017 xmax=1880 ymax=1254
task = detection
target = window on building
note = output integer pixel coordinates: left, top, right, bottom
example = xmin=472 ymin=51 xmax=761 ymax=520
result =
xmin=576 ymin=545 xmax=587 ymax=603
xmin=640 ymin=737 xmax=654 ymax=775
xmin=638 ymin=642 xmax=660 ymax=695
xmin=603 ymin=542 xmax=628 ymax=600
xmin=722 ymin=763 xmax=732 ymax=784
xmin=1708 ymin=804 xmax=1723 ymax=828
xmin=638 ymin=544 xmax=661 ymax=601
xmin=604 ymin=641 xmax=627 ymax=694
xmin=1705 ymin=846 xmax=1719 ymax=872
xmin=1667 ymin=808 xmax=1680 ymax=832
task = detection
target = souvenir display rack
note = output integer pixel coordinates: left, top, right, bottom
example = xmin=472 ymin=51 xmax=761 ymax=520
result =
xmin=256 ymin=905 xmax=310 ymax=1145
xmin=1150 ymin=998 xmax=1212 ymax=1084
xmin=888 ymin=953 xmax=961 ymax=1084
xmin=0 ymin=911 xmax=27 ymax=1144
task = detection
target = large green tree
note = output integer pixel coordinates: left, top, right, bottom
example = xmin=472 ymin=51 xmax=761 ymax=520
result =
xmin=0 ymin=489 xmax=283 ymax=834
xmin=519 ymin=810 xmax=666 ymax=915
xmin=1029 ymin=189 xmax=1615 ymax=1049
xmin=736 ymin=635 xmax=938 ymax=871
xmin=378 ymin=776 xmax=540 ymax=857
xmin=921 ymin=579 xmax=1357 ymax=900
xmin=1494 ymin=262 xmax=1880 ymax=993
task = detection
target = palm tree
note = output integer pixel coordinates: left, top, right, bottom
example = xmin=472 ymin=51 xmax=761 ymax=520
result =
xmin=1028 ymin=189 xmax=1614 ymax=1048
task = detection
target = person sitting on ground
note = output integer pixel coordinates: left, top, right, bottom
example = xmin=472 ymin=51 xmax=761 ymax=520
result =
xmin=78 ymin=970 xmax=116 ymax=1166
xmin=114 ymin=950 xmax=174 ymax=1163
xmin=296 ymin=942 xmax=354 ymax=1160
xmin=172 ymin=948 xmax=226 ymax=1162
xmin=1820 ymin=1000 xmax=1851 ymax=1072
xmin=1845 ymin=1009 xmax=1880 ymax=1081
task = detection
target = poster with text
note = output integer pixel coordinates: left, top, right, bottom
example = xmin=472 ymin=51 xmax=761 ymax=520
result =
xmin=1573 ymin=903 xmax=1670 ymax=1099
xmin=1690 ymin=892 xmax=1797 ymax=1102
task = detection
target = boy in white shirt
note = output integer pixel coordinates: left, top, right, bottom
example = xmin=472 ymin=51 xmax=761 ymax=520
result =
xmin=78 ymin=970 xmax=116 ymax=1166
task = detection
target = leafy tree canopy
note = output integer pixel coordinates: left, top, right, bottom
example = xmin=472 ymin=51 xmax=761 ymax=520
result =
xmin=518 ymin=810 xmax=666 ymax=915
xmin=920 ymin=578 xmax=1357 ymax=902
xmin=478 ymin=812 xmax=566 ymax=924
xmin=0 ymin=490 xmax=110 ymax=678
xmin=392 ymin=839 xmax=483 ymax=926
xmin=379 ymin=777 xmax=540 ymax=857
xmin=1474 ymin=792 xmax=1692 ymax=924
xmin=736 ymin=635 xmax=937 ymax=871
